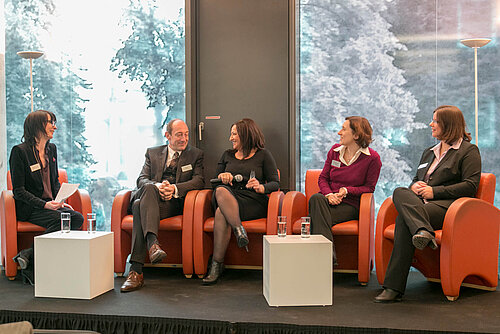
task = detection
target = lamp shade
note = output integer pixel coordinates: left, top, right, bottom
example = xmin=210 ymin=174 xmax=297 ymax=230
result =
xmin=460 ymin=38 xmax=491 ymax=48
xmin=17 ymin=51 xmax=44 ymax=59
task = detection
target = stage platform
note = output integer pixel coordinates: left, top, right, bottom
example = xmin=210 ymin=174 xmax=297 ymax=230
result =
xmin=0 ymin=267 xmax=498 ymax=333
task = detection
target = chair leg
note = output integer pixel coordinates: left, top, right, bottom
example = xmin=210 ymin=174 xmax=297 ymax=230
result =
xmin=115 ymin=272 xmax=124 ymax=277
xmin=7 ymin=277 xmax=15 ymax=281
xmin=184 ymin=274 xmax=192 ymax=279
xmin=197 ymin=274 xmax=204 ymax=279
xmin=360 ymin=282 xmax=368 ymax=286
xmin=446 ymin=296 xmax=458 ymax=302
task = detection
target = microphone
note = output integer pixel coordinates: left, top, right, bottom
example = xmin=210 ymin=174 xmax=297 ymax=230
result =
xmin=210 ymin=174 xmax=244 ymax=185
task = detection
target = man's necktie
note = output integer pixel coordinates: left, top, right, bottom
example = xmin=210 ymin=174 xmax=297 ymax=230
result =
xmin=169 ymin=151 xmax=179 ymax=168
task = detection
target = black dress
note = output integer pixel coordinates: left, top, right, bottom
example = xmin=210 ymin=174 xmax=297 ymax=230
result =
xmin=212 ymin=148 xmax=280 ymax=221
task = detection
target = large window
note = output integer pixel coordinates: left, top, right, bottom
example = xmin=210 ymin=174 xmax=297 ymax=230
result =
xmin=5 ymin=0 xmax=185 ymax=230
xmin=299 ymin=0 xmax=500 ymax=207
xmin=299 ymin=0 xmax=500 ymax=271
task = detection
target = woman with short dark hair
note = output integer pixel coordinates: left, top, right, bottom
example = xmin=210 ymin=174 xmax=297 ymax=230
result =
xmin=309 ymin=116 xmax=382 ymax=264
xmin=203 ymin=118 xmax=279 ymax=285
xmin=374 ymin=105 xmax=481 ymax=303
xmin=9 ymin=110 xmax=84 ymax=284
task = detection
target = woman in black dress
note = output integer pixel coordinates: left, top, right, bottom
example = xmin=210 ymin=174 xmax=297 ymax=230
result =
xmin=203 ymin=118 xmax=279 ymax=285
xmin=10 ymin=110 xmax=84 ymax=284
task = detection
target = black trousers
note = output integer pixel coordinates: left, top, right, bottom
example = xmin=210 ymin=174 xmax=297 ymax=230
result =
xmin=129 ymin=183 xmax=183 ymax=264
xmin=309 ymin=193 xmax=359 ymax=260
xmin=383 ymin=187 xmax=448 ymax=293
xmin=28 ymin=206 xmax=84 ymax=235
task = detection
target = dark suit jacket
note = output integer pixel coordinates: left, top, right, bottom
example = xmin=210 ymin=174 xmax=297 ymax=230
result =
xmin=410 ymin=140 xmax=481 ymax=209
xmin=9 ymin=142 xmax=61 ymax=221
xmin=131 ymin=144 xmax=205 ymax=203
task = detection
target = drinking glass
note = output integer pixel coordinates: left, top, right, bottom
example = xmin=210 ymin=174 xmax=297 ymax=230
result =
xmin=301 ymin=216 xmax=311 ymax=238
xmin=61 ymin=212 xmax=71 ymax=233
xmin=87 ymin=213 xmax=96 ymax=233
xmin=277 ymin=216 xmax=287 ymax=237
xmin=249 ymin=170 xmax=256 ymax=180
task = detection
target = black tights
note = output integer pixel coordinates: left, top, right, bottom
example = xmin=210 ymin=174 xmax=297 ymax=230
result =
xmin=212 ymin=187 xmax=242 ymax=262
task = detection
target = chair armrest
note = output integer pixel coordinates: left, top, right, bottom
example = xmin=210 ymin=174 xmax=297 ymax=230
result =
xmin=266 ymin=191 xmax=284 ymax=235
xmin=67 ymin=189 xmax=92 ymax=230
xmin=440 ymin=198 xmax=500 ymax=293
xmin=1 ymin=190 xmax=19 ymax=277
xmin=181 ymin=190 xmax=200 ymax=276
xmin=111 ymin=189 xmax=132 ymax=273
xmin=193 ymin=189 xmax=214 ymax=275
xmin=374 ymin=196 xmax=397 ymax=284
xmin=281 ymin=191 xmax=306 ymax=235
xmin=357 ymin=193 xmax=375 ymax=283
xmin=111 ymin=189 xmax=132 ymax=230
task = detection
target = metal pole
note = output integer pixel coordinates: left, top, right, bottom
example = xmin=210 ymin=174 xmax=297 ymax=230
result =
xmin=474 ymin=47 xmax=478 ymax=146
xmin=30 ymin=58 xmax=33 ymax=113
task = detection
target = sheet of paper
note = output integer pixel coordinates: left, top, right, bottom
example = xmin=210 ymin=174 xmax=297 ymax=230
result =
xmin=54 ymin=183 xmax=80 ymax=203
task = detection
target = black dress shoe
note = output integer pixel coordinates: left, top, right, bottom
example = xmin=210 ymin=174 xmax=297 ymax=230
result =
xmin=202 ymin=259 xmax=224 ymax=285
xmin=374 ymin=288 xmax=403 ymax=303
xmin=412 ymin=230 xmax=438 ymax=250
xmin=13 ymin=248 xmax=33 ymax=270
xmin=233 ymin=225 xmax=249 ymax=251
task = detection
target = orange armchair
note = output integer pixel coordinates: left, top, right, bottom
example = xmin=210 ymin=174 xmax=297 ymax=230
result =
xmin=281 ymin=169 xmax=375 ymax=285
xmin=1 ymin=169 xmax=91 ymax=280
xmin=375 ymin=173 xmax=500 ymax=301
xmin=111 ymin=189 xmax=199 ymax=278
xmin=192 ymin=188 xmax=284 ymax=278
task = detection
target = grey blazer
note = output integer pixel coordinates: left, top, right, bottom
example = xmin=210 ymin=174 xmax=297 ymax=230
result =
xmin=410 ymin=140 xmax=481 ymax=209
xmin=131 ymin=144 xmax=204 ymax=203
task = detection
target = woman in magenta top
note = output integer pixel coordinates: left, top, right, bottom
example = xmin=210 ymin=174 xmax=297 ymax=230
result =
xmin=310 ymin=116 xmax=382 ymax=264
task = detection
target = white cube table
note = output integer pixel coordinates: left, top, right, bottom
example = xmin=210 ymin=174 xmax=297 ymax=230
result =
xmin=263 ymin=235 xmax=332 ymax=306
xmin=34 ymin=231 xmax=114 ymax=299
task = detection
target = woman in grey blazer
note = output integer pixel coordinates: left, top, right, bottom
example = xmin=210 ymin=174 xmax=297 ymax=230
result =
xmin=375 ymin=105 xmax=481 ymax=303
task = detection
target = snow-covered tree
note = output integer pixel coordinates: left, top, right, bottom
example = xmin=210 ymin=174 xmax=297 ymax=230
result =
xmin=300 ymin=0 xmax=424 ymax=201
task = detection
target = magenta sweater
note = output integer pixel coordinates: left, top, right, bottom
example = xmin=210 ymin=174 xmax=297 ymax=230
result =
xmin=318 ymin=143 xmax=382 ymax=210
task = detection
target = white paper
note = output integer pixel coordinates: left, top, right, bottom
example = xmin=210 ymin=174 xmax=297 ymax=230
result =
xmin=55 ymin=183 xmax=80 ymax=203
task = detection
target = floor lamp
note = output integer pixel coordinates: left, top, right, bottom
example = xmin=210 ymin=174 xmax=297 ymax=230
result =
xmin=17 ymin=51 xmax=44 ymax=113
xmin=460 ymin=38 xmax=491 ymax=146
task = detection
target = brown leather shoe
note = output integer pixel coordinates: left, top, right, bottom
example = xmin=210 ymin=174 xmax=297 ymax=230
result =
xmin=120 ymin=271 xmax=144 ymax=292
xmin=148 ymin=243 xmax=167 ymax=264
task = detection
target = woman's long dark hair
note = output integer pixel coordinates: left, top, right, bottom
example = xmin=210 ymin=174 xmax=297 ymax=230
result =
xmin=433 ymin=105 xmax=471 ymax=144
xmin=22 ymin=110 xmax=56 ymax=147
xmin=232 ymin=118 xmax=265 ymax=158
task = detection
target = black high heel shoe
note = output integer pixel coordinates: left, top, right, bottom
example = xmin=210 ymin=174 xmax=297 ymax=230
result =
xmin=233 ymin=225 xmax=249 ymax=252
xmin=202 ymin=259 xmax=224 ymax=285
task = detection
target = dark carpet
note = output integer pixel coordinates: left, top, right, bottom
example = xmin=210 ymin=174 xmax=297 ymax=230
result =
xmin=0 ymin=267 xmax=499 ymax=333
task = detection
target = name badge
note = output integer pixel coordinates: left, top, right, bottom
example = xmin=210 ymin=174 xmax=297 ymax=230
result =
xmin=331 ymin=160 xmax=341 ymax=168
xmin=30 ymin=163 xmax=41 ymax=172
xmin=418 ymin=163 xmax=428 ymax=169
xmin=181 ymin=164 xmax=193 ymax=172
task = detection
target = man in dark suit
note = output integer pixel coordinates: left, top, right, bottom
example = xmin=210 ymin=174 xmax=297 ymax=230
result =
xmin=120 ymin=119 xmax=204 ymax=292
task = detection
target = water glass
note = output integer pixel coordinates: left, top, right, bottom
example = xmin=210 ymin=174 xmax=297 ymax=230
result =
xmin=61 ymin=212 xmax=71 ymax=233
xmin=277 ymin=216 xmax=287 ymax=238
xmin=301 ymin=216 xmax=311 ymax=238
xmin=87 ymin=213 xmax=96 ymax=233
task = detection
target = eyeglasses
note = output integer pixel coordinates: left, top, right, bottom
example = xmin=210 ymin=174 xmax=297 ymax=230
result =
xmin=430 ymin=119 xmax=439 ymax=124
xmin=46 ymin=120 xmax=57 ymax=126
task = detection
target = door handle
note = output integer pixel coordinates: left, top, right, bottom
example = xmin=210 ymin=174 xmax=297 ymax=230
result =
xmin=198 ymin=122 xmax=205 ymax=141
